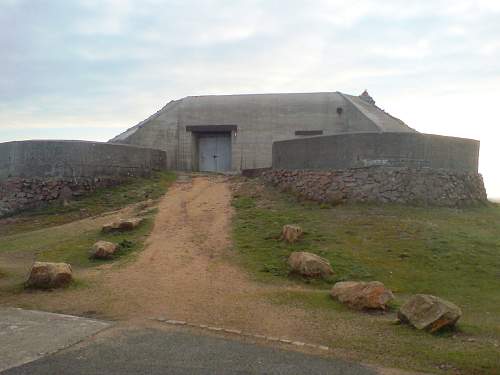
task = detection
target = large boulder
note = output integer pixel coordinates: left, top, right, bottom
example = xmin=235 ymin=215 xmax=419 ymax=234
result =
xmin=102 ymin=218 xmax=144 ymax=233
xmin=398 ymin=294 xmax=462 ymax=332
xmin=26 ymin=262 xmax=73 ymax=289
xmin=90 ymin=241 xmax=118 ymax=259
xmin=280 ymin=224 xmax=303 ymax=243
xmin=288 ymin=251 xmax=333 ymax=278
xmin=330 ymin=281 xmax=394 ymax=310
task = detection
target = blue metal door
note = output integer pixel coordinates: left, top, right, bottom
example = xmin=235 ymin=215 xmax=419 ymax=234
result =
xmin=198 ymin=134 xmax=231 ymax=172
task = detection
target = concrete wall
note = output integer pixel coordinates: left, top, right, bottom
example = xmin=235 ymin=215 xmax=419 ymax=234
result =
xmin=272 ymin=132 xmax=480 ymax=173
xmin=0 ymin=140 xmax=167 ymax=217
xmin=110 ymin=92 xmax=416 ymax=171
xmin=0 ymin=140 xmax=167 ymax=179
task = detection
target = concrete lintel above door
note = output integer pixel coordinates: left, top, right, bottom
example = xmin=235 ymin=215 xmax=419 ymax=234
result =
xmin=186 ymin=125 xmax=237 ymax=133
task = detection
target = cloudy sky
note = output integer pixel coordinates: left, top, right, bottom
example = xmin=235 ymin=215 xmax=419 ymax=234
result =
xmin=1 ymin=0 xmax=499 ymax=197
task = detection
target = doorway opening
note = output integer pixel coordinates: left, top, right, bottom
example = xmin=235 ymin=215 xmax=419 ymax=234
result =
xmin=197 ymin=133 xmax=232 ymax=172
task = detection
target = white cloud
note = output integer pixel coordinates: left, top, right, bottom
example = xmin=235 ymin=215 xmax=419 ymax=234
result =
xmin=369 ymin=39 xmax=431 ymax=60
xmin=75 ymin=0 xmax=134 ymax=35
xmin=1 ymin=0 xmax=500 ymax=196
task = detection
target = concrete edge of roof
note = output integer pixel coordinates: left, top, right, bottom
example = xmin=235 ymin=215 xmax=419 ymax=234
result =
xmin=108 ymin=99 xmax=181 ymax=142
xmin=183 ymin=91 xmax=346 ymax=99
xmin=341 ymin=93 xmax=417 ymax=133
xmin=272 ymin=131 xmax=480 ymax=144
xmin=0 ymin=139 xmax=167 ymax=151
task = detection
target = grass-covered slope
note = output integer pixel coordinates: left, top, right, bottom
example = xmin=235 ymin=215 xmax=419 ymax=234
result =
xmin=0 ymin=172 xmax=176 ymax=237
xmin=0 ymin=172 xmax=175 ymax=291
xmin=232 ymin=178 xmax=500 ymax=374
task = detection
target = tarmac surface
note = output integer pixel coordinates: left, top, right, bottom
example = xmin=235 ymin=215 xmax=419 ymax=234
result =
xmin=0 ymin=308 xmax=378 ymax=375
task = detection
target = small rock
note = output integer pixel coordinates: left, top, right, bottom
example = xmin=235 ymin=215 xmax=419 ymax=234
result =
xmin=288 ymin=251 xmax=333 ymax=279
xmin=280 ymin=224 xmax=303 ymax=243
xmin=90 ymin=241 xmax=118 ymax=259
xmin=136 ymin=199 xmax=155 ymax=211
xmin=26 ymin=262 xmax=73 ymax=289
xmin=330 ymin=281 xmax=394 ymax=310
xmin=119 ymin=218 xmax=144 ymax=230
xmin=102 ymin=218 xmax=144 ymax=233
xmin=102 ymin=221 xmax=121 ymax=233
xmin=398 ymin=294 xmax=462 ymax=332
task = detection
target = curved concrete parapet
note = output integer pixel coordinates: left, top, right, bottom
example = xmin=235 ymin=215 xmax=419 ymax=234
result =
xmin=0 ymin=140 xmax=167 ymax=180
xmin=0 ymin=140 xmax=167 ymax=217
xmin=272 ymin=132 xmax=480 ymax=173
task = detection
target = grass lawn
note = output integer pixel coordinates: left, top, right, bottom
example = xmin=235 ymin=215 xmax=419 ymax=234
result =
xmin=0 ymin=171 xmax=176 ymax=237
xmin=0 ymin=172 xmax=175 ymax=291
xmin=232 ymin=177 xmax=500 ymax=374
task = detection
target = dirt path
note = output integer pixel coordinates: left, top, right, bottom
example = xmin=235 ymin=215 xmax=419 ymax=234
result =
xmin=1 ymin=176 xmax=313 ymax=336
xmin=93 ymin=175 xmax=312 ymax=334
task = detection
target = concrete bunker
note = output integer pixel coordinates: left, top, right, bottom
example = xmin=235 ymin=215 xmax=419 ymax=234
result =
xmin=0 ymin=91 xmax=489 ymax=209
xmin=109 ymin=91 xmax=417 ymax=171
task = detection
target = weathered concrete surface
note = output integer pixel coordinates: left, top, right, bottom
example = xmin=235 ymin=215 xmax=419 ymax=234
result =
xmin=272 ymin=132 xmax=480 ymax=173
xmin=0 ymin=140 xmax=167 ymax=217
xmin=2 ymin=327 xmax=379 ymax=375
xmin=110 ymin=92 xmax=416 ymax=171
xmin=0 ymin=307 xmax=111 ymax=372
xmin=0 ymin=140 xmax=166 ymax=180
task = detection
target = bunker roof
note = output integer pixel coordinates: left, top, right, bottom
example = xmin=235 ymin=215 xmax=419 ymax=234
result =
xmin=110 ymin=91 xmax=415 ymax=143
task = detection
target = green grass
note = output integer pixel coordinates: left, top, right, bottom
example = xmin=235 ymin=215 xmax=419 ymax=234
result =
xmin=0 ymin=171 xmax=176 ymax=237
xmin=35 ymin=218 xmax=154 ymax=267
xmin=232 ymin=178 xmax=500 ymax=374
xmin=0 ymin=172 xmax=175 ymax=292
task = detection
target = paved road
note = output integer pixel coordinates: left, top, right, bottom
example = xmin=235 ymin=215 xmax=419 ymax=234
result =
xmin=0 ymin=307 xmax=110 ymax=372
xmin=3 ymin=324 xmax=378 ymax=375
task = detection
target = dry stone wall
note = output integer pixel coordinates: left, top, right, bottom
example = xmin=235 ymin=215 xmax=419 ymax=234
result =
xmin=0 ymin=140 xmax=167 ymax=217
xmin=0 ymin=177 xmax=123 ymax=217
xmin=262 ymin=167 xmax=487 ymax=207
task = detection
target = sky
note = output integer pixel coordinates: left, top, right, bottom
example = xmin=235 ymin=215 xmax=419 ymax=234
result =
xmin=1 ymin=0 xmax=499 ymax=197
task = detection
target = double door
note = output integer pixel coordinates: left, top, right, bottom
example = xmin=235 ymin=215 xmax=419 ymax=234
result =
xmin=198 ymin=133 xmax=231 ymax=172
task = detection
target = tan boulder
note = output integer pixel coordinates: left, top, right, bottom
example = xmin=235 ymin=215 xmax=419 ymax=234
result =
xmin=90 ymin=241 xmax=118 ymax=259
xmin=398 ymin=294 xmax=462 ymax=332
xmin=288 ymin=251 xmax=333 ymax=278
xmin=102 ymin=221 xmax=121 ymax=233
xmin=280 ymin=225 xmax=303 ymax=243
xmin=102 ymin=218 xmax=144 ymax=233
xmin=137 ymin=199 xmax=155 ymax=210
xmin=330 ymin=281 xmax=394 ymax=310
xmin=119 ymin=218 xmax=143 ymax=230
xmin=26 ymin=262 xmax=73 ymax=289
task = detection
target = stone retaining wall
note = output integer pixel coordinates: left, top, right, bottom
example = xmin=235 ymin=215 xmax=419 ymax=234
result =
xmin=0 ymin=176 xmax=125 ymax=217
xmin=0 ymin=140 xmax=167 ymax=217
xmin=262 ymin=167 xmax=487 ymax=207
